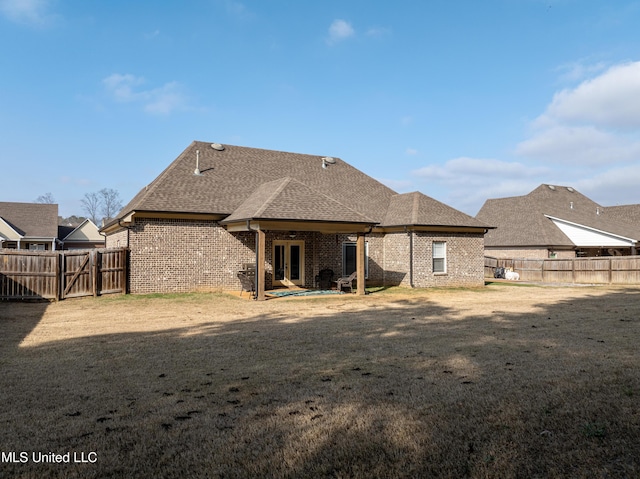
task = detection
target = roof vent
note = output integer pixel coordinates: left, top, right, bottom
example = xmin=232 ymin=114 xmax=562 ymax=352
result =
xmin=194 ymin=150 xmax=203 ymax=176
xmin=566 ymin=187 xmax=574 ymax=192
xmin=322 ymin=156 xmax=336 ymax=169
xmin=211 ymin=143 xmax=225 ymax=151
xmin=570 ymin=201 xmax=574 ymax=209
xmin=548 ymin=185 xmax=556 ymax=190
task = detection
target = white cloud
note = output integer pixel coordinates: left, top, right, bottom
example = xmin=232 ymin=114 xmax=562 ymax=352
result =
xmin=515 ymin=125 xmax=640 ymax=166
xmin=0 ymin=0 xmax=56 ymax=26
xmin=102 ymin=74 xmax=189 ymax=115
xmin=365 ymin=26 xmax=391 ymax=37
xmin=517 ymin=61 xmax=640 ymax=169
xmin=539 ymin=61 xmax=640 ymax=130
xmin=574 ymin=164 xmax=640 ymax=206
xmin=406 ymin=148 xmax=418 ymax=156
xmin=413 ymin=157 xmax=549 ymax=180
xmin=410 ymin=157 xmax=552 ymax=215
xmin=326 ymin=19 xmax=354 ymax=45
xmin=555 ymin=60 xmax=608 ymax=84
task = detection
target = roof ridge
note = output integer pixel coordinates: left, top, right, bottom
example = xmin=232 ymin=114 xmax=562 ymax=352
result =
xmin=253 ymin=177 xmax=292 ymax=218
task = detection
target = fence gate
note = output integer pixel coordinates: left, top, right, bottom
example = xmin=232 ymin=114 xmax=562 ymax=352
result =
xmin=61 ymin=251 xmax=95 ymax=299
xmin=1 ymin=248 xmax=128 ymax=301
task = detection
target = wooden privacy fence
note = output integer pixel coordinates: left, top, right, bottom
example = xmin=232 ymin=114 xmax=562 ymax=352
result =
xmin=485 ymin=255 xmax=640 ymax=285
xmin=0 ymin=248 xmax=128 ymax=300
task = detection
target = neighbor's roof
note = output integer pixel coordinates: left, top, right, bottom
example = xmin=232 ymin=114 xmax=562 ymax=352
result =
xmin=381 ymin=191 xmax=489 ymax=228
xmin=476 ymin=185 xmax=640 ymax=247
xmin=606 ymin=204 xmax=640 ymax=225
xmin=0 ymin=201 xmax=58 ymax=239
xmin=113 ymin=141 xmax=485 ymax=230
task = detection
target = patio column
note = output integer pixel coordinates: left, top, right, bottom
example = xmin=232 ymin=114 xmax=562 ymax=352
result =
xmin=256 ymin=229 xmax=266 ymax=301
xmin=356 ymin=232 xmax=365 ymax=295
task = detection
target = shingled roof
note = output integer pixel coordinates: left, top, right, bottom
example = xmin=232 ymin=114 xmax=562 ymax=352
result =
xmin=0 ymin=202 xmax=58 ymax=239
xmin=113 ymin=141 xmax=487 ymax=231
xmin=476 ymin=185 xmax=640 ymax=247
xmin=381 ymin=191 xmax=488 ymax=228
xmin=117 ymin=142 xmax=395 ymax=224
xmin=221 ymin=177 xmax=376 ymax=224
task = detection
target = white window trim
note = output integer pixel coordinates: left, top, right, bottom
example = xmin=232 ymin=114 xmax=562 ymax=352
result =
xmin=433 ymin=241 xmax=447 ymax=274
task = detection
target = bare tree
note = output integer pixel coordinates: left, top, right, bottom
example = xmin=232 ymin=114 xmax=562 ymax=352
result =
xmin=35 ymin=193 xmax=55 ymax=204
xmin=81 ymin=192 xmax=101 ymax=224
xmin=99 ymin=188 xmax=122 ymax=222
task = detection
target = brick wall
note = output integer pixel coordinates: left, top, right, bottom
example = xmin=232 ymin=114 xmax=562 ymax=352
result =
xmin=122 ymin=218 xmax=255 ymax=294
xmin=381 ymin=231 xmax=485 ymax=287
xmin=105 ymin=219 xmax=486 ymax=293
xmin=412 ymin=232 xmax=485 ymax=287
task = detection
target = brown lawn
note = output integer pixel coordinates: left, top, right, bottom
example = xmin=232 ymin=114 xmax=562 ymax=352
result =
xmin=1 ymin=283 xmax=639 ymax=478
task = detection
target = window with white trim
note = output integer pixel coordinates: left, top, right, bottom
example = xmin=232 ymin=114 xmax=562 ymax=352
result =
xmin=432 ymin=241 xmax=446 ymax=273
xmin=342 ymin=242 xmax=369 ymax=278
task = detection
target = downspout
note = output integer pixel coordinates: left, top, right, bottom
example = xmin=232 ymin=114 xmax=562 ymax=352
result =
xmin=409 ymin=228 xmax=414 ymax=288
xmin=117 ymin=219 xmax=131 ymax=248
xmin=247 ymin=220 xmax=258 ymax=300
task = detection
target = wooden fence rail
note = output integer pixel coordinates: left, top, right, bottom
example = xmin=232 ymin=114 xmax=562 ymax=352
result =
xmin=485 ymin=255 xmax=640 ymax=285
xmin=0 ymin=248 xmax=128 ymax=300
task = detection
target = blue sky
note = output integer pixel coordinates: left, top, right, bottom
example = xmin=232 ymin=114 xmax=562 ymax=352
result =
xmin=2 ymin=0 xmax=640 ymax=219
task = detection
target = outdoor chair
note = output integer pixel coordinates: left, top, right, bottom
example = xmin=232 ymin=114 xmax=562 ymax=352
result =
xmin=334 ymin=271 xmax=357 ymax=293
xmin=237 ymin=263 xmax=256 ymax=298
xmin=315 ymin=268 xmax=334 ymax=290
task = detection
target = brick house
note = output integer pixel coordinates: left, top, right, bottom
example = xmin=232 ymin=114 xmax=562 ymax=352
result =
xmin=476 ymin=184 xmax=640 ymax=259
xmin=102 ymin=142 xmax=491 ymax=298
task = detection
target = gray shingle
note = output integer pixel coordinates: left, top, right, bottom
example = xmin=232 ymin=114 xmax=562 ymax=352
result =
xmin=476 ymin=185 xmax=640 ymax=247
xmin=0 ymin=202 xmax=58 ymax=238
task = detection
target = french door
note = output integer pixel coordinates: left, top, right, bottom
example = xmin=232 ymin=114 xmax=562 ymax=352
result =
xmin=273 ymin=240 xmax=305 ymax=287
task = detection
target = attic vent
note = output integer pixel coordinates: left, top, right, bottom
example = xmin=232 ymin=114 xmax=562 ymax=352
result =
xmin=548 ymin=185 xmax=556 ymax=190
xmin=322 ymin=156 xmax=336 ymax=169
xmin=211 ymin=143 xmax=225 ymax=151
xmin=570 ymin=201 xmax=574 ymax=209
xmin=566 ymin=187 xmax=574 ymax=192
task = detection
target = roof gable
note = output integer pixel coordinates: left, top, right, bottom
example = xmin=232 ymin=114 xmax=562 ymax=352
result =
xmin=61 ymin=219 xmax=103 ymax=242
xmin=546 ymin=215 xmax=636 ymax=247
xmin=476 ymin=184 xmax=640 ymax=247
xmin=0 ymin=217 xmax=22 ymax=240
xmin=222 ymin=177 xmax=376 ymax=224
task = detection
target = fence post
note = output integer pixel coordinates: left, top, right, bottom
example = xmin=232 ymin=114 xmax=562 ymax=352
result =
xmin=58 ymin=251 xmax=64 ymax=300
xmin=92 ymin=250 xmax=98 ymax=297
xmin=55 ymin=252 xmax=61 ymax=301
xmin=609 ymin=258 xmax=613 ymax=284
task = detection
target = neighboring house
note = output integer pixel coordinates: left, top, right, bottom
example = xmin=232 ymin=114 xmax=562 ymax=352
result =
xmin=102 ymin=141 xmax=492 ymax=298
xmin=0 ymin=202 xmax=58 ymax=250
xmin=58 ymin=219 xmax=105 ymax=249
xmin=476 ymin=184 xmax=640 ymax=259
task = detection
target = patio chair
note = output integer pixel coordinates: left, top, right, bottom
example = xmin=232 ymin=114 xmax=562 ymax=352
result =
xmin=334 ymin=271 xmax=357 ymax=293
xmin=315 ymin=268 xmax=334 ymax=290
xmin=237 ymin=264 xmax=256 ymax=298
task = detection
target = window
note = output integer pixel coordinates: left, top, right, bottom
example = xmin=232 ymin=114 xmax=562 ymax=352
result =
xmin=432 ymin=241 xmax=446 ymax=273
xmin=342 ymin=242 xmax=369 ymax=278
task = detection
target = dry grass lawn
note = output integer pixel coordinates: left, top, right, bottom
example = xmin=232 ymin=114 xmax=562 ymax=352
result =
xmin=1 ymin=283 xmax=639 ymax=478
